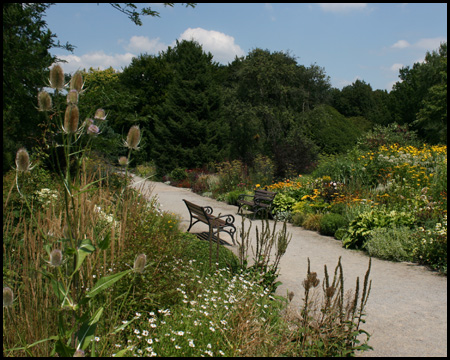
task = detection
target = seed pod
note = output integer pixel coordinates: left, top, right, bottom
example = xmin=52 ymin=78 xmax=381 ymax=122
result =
xmin=118 ymin=156 xmax=128 ymax=166
xmin=38 ymin=90 xmax=52 ymax=111
xmin=49 ymin=64 xmax=65 ymax=90
xmin=133 ymin=254 xmax=147 ymax=273
xmin=3 ymin=287 xmax=13 ymax=307
xmin=70 ymin=71 xmax=84 ymax=92
xmin=94 ymin=108 xmax=106 ymax=121
xmin=50 ymin=249 xmax=63 ymax=267
xmin=15 ymin=148 xmax=30 ymax=172
xmin=64 ymin=104 xmax=80 ymax=134
xmin=125 ymin=125 xmax=141 ymax=150
xmin=67 ymin=89 xmax=79 ymax=105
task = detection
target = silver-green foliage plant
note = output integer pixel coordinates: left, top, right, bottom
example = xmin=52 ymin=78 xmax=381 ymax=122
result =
xmin=5 ymin=64 xmax=147 ymax=357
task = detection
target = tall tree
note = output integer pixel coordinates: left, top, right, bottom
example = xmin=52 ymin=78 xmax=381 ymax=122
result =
xmin=150 ymin=40 xmax=228 ymax=174
xmin=390 ymin=42 xmax=447 ymax=144
xmin=3 ymin=3 xmax=73 ymax=173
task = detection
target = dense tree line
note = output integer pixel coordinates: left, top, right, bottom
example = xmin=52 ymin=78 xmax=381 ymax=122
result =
xmin=3 ymin=3 xmax=447 ymax=176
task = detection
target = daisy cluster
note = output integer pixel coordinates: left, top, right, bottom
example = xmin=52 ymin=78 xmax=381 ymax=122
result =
xmin=114 ymin=259 xmax=277 ymax=357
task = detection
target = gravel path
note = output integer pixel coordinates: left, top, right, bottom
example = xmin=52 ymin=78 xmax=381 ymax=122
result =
xmin=130 ymin=175 xmax=447 ymax=357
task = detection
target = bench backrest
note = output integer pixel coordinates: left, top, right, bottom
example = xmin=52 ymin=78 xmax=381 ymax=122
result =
xmin=183 ymin=199 xmax=210 ymax=224
xmin=254 ymin=189 xmax=277 ymax=202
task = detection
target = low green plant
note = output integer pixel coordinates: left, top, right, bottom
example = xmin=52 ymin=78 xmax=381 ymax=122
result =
xmin=342 ymin=209 xmax=416 ymax=249
xmin=363 ymin=226 xmax=415 ymax=262
xmin=319 ymin=213 xmax=347 ymax=237
xmin=272 ymin=193 xmax=296 ymax=214
xmin=135 ymin=161 xmax=157 ymax=178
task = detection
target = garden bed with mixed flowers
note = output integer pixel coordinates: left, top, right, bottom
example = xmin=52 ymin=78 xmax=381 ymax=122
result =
xmin=157 ymin=143 xmax=447 ymax=274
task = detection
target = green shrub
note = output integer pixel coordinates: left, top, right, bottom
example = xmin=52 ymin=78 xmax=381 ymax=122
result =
xmin=363 ymin=226 xmax=415 ymax=262
xmin=224 ymin=189 xmax=246 ymax=205
xmin=342 ymin=209 xmax=416 ymax=249
xmin=319 ymin=213 xmax=347 ymax=237
xmin=169 ymin=167 xmax=188 ymax=181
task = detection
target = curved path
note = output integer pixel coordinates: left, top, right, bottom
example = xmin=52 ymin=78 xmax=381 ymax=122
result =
xmin=130 ymin=175 xmax=447 ymax=357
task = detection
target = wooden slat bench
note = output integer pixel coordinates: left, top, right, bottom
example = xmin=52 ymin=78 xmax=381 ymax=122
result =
xmin=183 ymin=199 xmax=236 ymax=245
xmin=237 ymin=189 xmax=277 ymax=219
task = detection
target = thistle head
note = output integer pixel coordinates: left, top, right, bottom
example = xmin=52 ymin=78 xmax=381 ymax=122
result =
xmin=3 ymin=287 xmax=14 ymax=308
xmin=15 ymin=148 xmax=33 ymax=172
xmin=125 ymin=125 xmax=141 ymax=150
xmin=70 ymin=71 xmax=84 ymax=93
xmin=118 ymin=156 xmax=128 ymax=166
xmin=50 ymin=249 xmax=63 ymax=267
xmin=64 ymin=104 xmax=80 ymax=134
xmin=38 ymin=90 xmax=52 ymax=111
xmin=67 ymin=89 xmax=79 ymax=105
xmin=49 ymin=64 xmax=65 ymax=90
xmin=133 ymin=254 xmax=147 ymax=273
xmin=94 ymin=108 xmax=107 ymax=121
xmin=87 ymin=124 xmax=100 ymax=136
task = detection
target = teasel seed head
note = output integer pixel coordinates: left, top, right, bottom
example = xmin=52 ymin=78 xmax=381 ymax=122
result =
xmin=70 ymin=71 xmax=84 ymax=93
xmin=50 ymin=249 xmax=63 ymax=267
xmin=15 ymin=148 xmax=32 ymax=172
xmin=38 ymin=90 xmax=52 ymax=111
xmin=3 ymin=287 xmax=13 ymax=308
xmin=67 ymin=89 xmax=79 ymax=105
xmin=133 ymin=254 xmax=147 ymax=273
xmin=94 ymin=108 xmax=107 ymax=121
xmin=125 ymin=125 xmax=141 ymax=150
xmin=118 ymin=156 xmax=128 ymax=166
xmin=49 ymin=64 xmax=65 ymax=90
xmin=64 ymin=104 xmax=80 ymax=134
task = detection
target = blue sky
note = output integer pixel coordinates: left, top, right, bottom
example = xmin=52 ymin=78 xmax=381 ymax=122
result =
xmin=44 ymin=3 xmax=447 ymax=91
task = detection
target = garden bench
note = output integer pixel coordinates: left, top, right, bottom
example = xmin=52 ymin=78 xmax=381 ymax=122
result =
xmin=237 ymin=189 xmax=277 ymax=219
xmin=183 ymin=199 xmax=236 ymax=245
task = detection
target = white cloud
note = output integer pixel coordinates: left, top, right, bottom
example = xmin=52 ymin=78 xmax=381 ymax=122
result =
xmin=391 ymin=37 xmax=446 ymax=51
xmin=391 ymin=40 xmax=410 ymax=49
xmin=390 ymin=63 xmax=404 ymax=72
xmin=178 ymin=27 xmax=245 ymax=64
xmin=125 ymin=35 xmax=168 ymax=54
xmin=318 ymin=3 xmax=368 ymax=12
xmin=56 ymin=51 xmax=135 ymax=74
xmin=414 ymin=37 xmax=446 ymax=51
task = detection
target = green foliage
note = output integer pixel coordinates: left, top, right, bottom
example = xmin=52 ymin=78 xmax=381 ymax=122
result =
xmin=363 ymin=226 xmax=415 ymax=262
xmin=3 ymin=3 xmax=73 ymax=173
xmin=301 ymin=104 xmax=364 ymax=154
xmin=356 ymin=122 xmax=421 ymax=152
xmin=342 ymin=209 xmax=416 ymax=249
xmin=319 ymin=213 xmax=347 ymax=237
xmin=272 ymin=193 xmax=296 ymax=214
